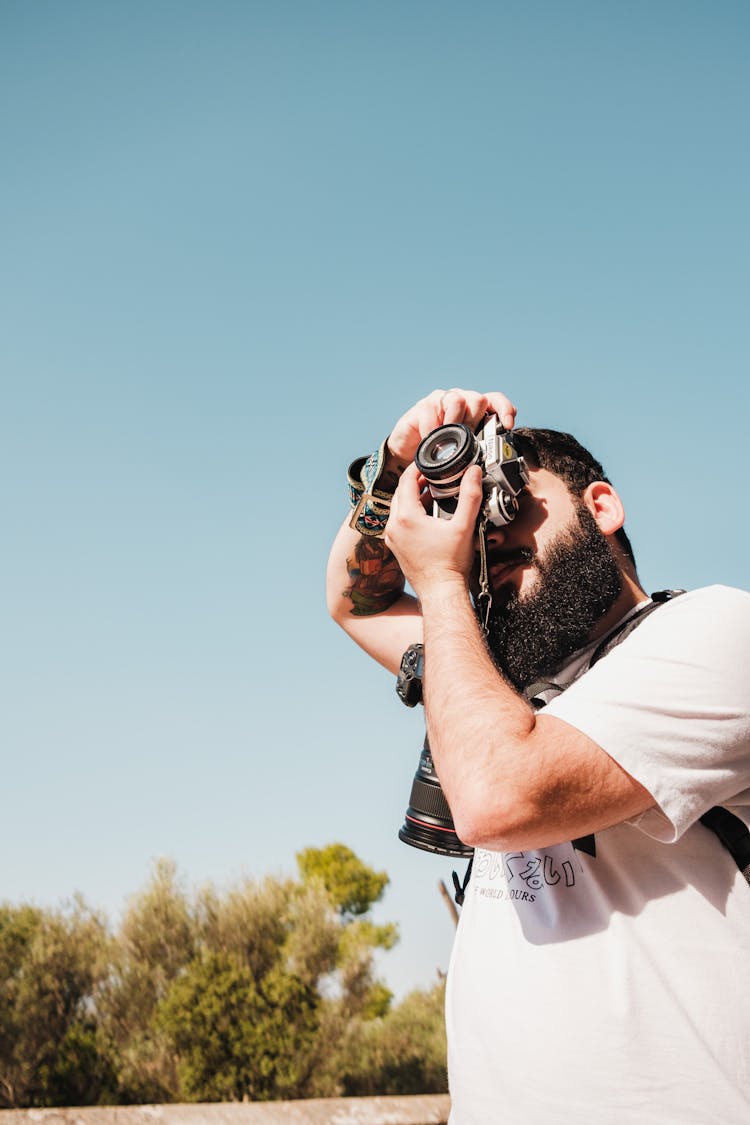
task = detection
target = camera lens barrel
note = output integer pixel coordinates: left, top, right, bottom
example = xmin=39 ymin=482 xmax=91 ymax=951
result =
xmin=398 ymin=738 xmax=474 ymax=859
xmin=415 ymin=424 xmax=479 ymax=488
xmin=415 ymin=423 xmax=482 ymax=518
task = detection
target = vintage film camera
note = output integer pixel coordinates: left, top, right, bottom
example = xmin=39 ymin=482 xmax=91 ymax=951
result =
xmin=397 ymin=414 xmax=529 ymax=858
xmin=415 ymin=413 xmax=529 ymax=526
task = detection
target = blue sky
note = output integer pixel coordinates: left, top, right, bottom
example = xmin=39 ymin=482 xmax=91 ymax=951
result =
xmin=2 ymin=1 xmax=748 ymax=997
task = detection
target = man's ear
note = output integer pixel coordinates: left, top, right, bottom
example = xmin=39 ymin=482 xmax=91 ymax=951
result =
xmin=582 ymin=481 xmax=625 ymax=536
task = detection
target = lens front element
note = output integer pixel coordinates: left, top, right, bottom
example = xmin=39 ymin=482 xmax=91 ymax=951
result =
xmin=415 ymin=424 xmax=477 ymax=481
xmin=398 ymin=738 xmax=474 ymax=859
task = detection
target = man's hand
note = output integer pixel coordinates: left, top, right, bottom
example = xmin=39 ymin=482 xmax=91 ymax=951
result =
xmin=327 ymin=386 xmax=516 ymax=674
xmin=385 ymin=462 xmax=484 ymax=600
xmin=386 ymin=388 xmax=517 ymax=467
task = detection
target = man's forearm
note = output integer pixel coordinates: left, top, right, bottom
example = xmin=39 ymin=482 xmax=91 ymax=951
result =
xmin=326 ymin=518 xmax=421 ymax=673
xmin=326 ymin=435 xmax=425 ymax=674
xmin=327 ymin=444 xmax=407 ymax=620
xmin=417 ymin=580 xmax=656 ymax=851
xmin=343 ymin=535 xmax=406 ymax=616
xmin=326 ymin=506 xmax=422 ymax=674
xmin=419 ymin=580 xmax=537 ymax=845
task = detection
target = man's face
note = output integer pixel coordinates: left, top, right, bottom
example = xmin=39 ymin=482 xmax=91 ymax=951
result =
xmin=479 ymin=467 xmax=584 ymax=602
xmin=479 ymin=467 xmax=624 ymax=690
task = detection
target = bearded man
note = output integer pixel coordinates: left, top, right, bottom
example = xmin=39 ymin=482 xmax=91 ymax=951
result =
xmin=326 ymin=388 xmax=750 ymax=1124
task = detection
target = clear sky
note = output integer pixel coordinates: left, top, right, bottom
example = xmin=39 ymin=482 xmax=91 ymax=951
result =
xmin=2 ymin=1 xmax=749 ymax=998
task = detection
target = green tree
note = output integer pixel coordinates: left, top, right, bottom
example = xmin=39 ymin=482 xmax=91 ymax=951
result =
xmin=0 ymin=899 xmax=116 ymax=1108
xmin=297 ymin=843 xmax=389 ymax=918
xmin=99 ymin=858 xmax=197 ymax=1102
xmin=152 ymin=847 xmax=399 ymax=1102
xmin=288 ymin=846 xmax=399 ymax=1099
xmin=197 ymin=875 xmax=296 ymax=981
xmin=158 ymin=953 xmax=319 ymax=1101
xmin=340 ymin=980 xmax=448 ymax=1097
xmin=0 ymin=845 xmax=448 ymax=1106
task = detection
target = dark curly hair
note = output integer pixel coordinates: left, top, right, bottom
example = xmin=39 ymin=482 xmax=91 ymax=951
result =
xmin=512 ymin=427 xmax=636 ymax=568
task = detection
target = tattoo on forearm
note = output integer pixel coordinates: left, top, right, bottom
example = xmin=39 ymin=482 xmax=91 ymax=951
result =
xmin=344 ymin=537 xmax=406 ymax=616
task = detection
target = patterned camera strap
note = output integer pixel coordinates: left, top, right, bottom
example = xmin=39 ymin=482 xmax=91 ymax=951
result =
xmin=347 ymin=440 xmax=392 ymax=537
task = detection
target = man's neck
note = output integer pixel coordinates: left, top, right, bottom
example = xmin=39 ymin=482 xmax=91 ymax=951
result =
xmin=588 ymin=571 xmax=649 ymax=645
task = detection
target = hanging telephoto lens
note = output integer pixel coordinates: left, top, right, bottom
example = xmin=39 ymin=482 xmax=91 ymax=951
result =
xmin=396 ymin=644 xmax=474 ymax=859
xmin=399 ymin=735 xmax=474 ymax=858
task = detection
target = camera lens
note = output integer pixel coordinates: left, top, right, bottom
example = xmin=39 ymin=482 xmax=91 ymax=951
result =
xmin=399 ymin=737 xmax=474 ymax=859
xmin=431 ymin=436 xmax=460 ymax=462
xmin=415 ymin=423 xmax=477 ymax=482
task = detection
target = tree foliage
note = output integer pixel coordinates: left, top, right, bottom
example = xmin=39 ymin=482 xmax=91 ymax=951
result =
xmin=0 ymin=845 xmax=447 ymax=1106
xmin=0 ymin=899 xmax=116 ymax=1108
xmin=297 ymin=843 xmax=389 ymax=918
xmin=158 ymin=955 xmax=319 ymax=1101
xmin=341 ymin=982 xmax=448 ymax=1097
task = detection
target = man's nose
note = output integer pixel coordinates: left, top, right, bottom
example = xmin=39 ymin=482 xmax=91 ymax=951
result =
xmin=474 ymin=523 xmax=508 ymax=556
xmin=483 ymin=523 xmax=509 ymax=547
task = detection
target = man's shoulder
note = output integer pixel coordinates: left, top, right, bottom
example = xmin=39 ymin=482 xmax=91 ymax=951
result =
xmin=676 ymin=583 xmax=749 ymax=602
xmin=620 ymin=584 xmax=750 ymax=663
xmin=548 ymin=583 xmax=750 ymax=752
xmin=655 ymin=584 xmax=750 ymax=619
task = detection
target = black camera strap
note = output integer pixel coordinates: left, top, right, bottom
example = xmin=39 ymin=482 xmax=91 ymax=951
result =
xmin=453 ymin=859 xmax=474 ymax=907
xmin=699 ymin=808 xmax=750 ymax=884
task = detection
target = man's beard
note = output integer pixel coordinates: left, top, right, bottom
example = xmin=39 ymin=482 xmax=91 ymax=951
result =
xmin=485 ymin=504 xmax=623 ymax=691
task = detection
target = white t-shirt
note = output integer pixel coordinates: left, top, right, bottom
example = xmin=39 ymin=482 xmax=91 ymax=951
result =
xmin=446 ymin=586 xmax=750 ymax=1125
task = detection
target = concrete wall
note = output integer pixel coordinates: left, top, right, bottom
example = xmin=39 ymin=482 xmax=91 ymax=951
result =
xmin=0 ymin=1095 xmax=450 ymax=1125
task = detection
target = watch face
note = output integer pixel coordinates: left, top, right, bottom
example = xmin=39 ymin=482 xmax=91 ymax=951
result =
xmin=397 ymin=644 xmax=424 ymax=707
xmin=400 ymin=643 xmax=422 ymax=672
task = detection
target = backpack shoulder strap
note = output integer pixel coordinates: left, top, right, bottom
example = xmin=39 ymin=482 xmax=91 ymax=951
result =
xmin=589 ymin=589 xmax=685 ymax=668
xmin=700 ymin=806 xmax=750 ymax=886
